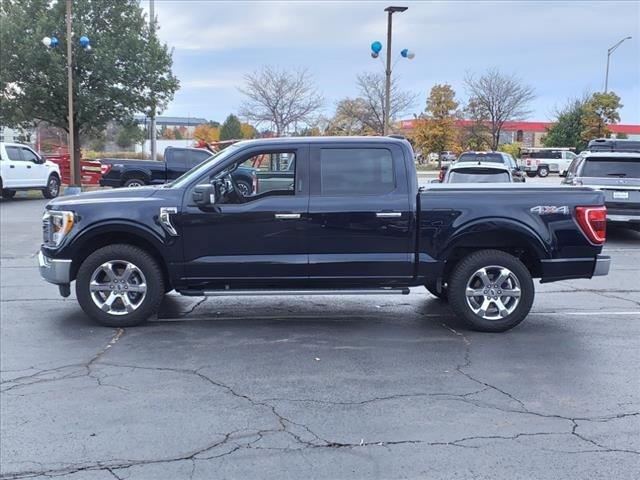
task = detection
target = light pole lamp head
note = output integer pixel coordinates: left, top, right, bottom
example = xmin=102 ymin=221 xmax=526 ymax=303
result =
xmin=384 ymin=6 xmax=408 ymax=13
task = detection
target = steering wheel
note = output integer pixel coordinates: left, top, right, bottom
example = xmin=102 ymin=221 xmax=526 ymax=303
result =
xmin=223 ymin=173 xmax=247 ymax=203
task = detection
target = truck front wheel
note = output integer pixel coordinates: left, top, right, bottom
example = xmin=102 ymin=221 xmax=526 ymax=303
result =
xmin=448 ymin=250 xmax=534 ymax=332
xmin=76 ymin=244 xmax=165 ymax=327
xmin=124 ymin=178 xmax=147 ymax=188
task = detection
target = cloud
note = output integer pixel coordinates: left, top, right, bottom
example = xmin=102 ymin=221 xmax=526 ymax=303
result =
xmin=146 ymin=1 xmax=640 ymax=123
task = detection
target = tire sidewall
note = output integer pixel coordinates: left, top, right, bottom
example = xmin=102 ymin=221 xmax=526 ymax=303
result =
xmin=449 ymin=250 xmax=534 ymax=332
xmin=124 ymin=178 xmax=146 ymax=188
xmin=538 ymin=167 xmax=549 ymax=177
xmin=76 ymin=244 xmax=164 ymax=327
xmin=43 ymin=174 xmax=60 ymax=198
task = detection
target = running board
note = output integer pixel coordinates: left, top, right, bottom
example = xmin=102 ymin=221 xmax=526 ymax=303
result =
xmin=179 ymin=288 xmax=410 ymax=297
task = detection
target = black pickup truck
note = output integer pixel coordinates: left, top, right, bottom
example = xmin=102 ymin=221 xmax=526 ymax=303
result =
xmin=99 ymin=146 xmax=256 ymax=196
xmin=39 ymin=137 xmax=610 ymax=332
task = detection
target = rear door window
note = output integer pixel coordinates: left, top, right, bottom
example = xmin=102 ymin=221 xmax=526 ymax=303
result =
xmin=448 ymin=168 xmax=510 ymax=183
xmin=319 ymin=148 xmax=395 ymax=195
xmin=581 ymin=158 xmax=640 ymax=178
xmin=457 ymin=153 xmax=505 ymax=164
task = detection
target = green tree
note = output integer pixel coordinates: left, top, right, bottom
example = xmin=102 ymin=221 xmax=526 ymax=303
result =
xmin=412 ymin=84 xmax=459 ymax=164
xmin=0 ymin=0 xmax=179 ymax=164
xmin=116 ymin=118 xmax=145 ymax=149
xmin=173 ymin=127 xmax=183 ymax=140
xmin=542 ymin=96 xmax=589 ymax=151
xmin=220 ymin=114 xmax=243 ymax=141
xmin=581 ymin=92 xmax=623 ymax=142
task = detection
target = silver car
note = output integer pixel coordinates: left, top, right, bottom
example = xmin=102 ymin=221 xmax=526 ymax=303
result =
xmin=563 ymin=151 xmax=640 ymax=230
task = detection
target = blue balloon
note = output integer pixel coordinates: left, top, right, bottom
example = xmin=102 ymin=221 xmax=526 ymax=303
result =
xmin=79 ymin=36 xmax=90 ymax=48
xmin=371 ymin=41 xmax=382 ymax=53
xmin=401 ymin=48 xmax=408 ymax=58
xmin=50 ymin=36 xmax=59 ymax=48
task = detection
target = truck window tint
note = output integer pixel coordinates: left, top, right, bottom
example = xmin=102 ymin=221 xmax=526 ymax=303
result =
xmin=448 ymin=169 xmax=510 ymax=183
xmin=188 ymin=150 xmax=211 ymax=168
xmin=581 ymin=158 xmax=640 ymax=178
xmin=320 ymin=148 xmax=394 ymax=195
xmin=5 ymin=146 xmax=22 ymax=161
xmin=20 ymin=148 xmax=39 ymax=162
xmin=457 ymin=153 xmax=504 ymax=164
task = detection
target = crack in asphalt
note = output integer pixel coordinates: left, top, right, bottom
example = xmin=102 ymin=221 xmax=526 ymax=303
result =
xmin=2 ymin=319 xmax=638 ymax=479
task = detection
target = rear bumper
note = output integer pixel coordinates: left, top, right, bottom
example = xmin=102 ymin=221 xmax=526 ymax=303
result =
xmin=38 ymin=251 xmax=72 ymax=285
xmin=593 ymin=255 xmax=611 ymax=276
xmin=539 ymin=254 xmax=610 ymax=282
xmin=607 ymin=213 xmax=640 ymax=224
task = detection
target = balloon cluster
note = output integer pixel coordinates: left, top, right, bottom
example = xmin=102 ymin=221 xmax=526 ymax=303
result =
xmin=41 ymin=36 xmax=59 ymax=48
xmin=370 ymin=41 xmax=382 ymax=58
xmin=41 ymin=35 xmax=91 ymax=51
xmin=370 ymin=41 xmax=415 ymax=60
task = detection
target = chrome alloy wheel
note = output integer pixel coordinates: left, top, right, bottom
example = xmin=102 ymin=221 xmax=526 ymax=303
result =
xmin=48 ymin=177 xmax=59 ymax=196
xmin=89 ymin=260 xmax=147 ymax=315
xmin=465 ymin=265 xmax=521 ymax=320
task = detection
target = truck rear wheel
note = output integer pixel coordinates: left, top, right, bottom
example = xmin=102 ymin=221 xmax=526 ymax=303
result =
xmin=448 ymin=250 xmax=534 ymax=332
xmin=537 ymin=166 xmax=549 ymax=177
xmin=525 ymin=172 xmax=537 ymax=178
xmin=76 ymin=244 xmax=164 ymax=327
xmin=124 ymin=178 xmax=147 ymax=188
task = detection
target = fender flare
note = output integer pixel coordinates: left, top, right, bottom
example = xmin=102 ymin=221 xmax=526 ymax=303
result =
xmin=440 ymin=217 xmax=551 ymax=261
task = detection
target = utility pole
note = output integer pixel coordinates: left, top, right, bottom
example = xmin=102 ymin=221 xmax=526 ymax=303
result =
xmin=65 ymin=0 xmax=80 ymax=191
xmin=149 ymin=0 xmax=157 ymax=161
xmin=604 ymin=36 xmax=632 ymax=92
xmin=382 ymin=6 xmax=407 ymax=135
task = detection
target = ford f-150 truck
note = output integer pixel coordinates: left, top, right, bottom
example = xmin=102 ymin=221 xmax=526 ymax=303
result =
xmin=39 ymin=137 xmax=610 ymax=332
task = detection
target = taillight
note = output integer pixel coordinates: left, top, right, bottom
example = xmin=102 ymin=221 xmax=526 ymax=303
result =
xmin=576 ymin=206 xmax=606 ymax=244
xmin=100 ymin=163 xmax=112 ymax=175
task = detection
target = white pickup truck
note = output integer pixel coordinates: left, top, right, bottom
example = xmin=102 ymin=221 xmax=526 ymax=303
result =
xmin=0 ymin=142 xmax=61 ymax=199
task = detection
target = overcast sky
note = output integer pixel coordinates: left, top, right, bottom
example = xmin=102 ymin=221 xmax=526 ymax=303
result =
xmin=146 ymin=0 xmax=640 ymax=125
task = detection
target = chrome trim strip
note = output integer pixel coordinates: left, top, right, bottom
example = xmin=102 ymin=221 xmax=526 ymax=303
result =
xmin=376 ymin=212 xmax=402 ymax=218
xmin=274 ymin=213 xmax=301 ymax=219
xmin=608 ymin=214 xmax=640 ymax=222
xmin=200 ymin=288 xmax=410 ymax=296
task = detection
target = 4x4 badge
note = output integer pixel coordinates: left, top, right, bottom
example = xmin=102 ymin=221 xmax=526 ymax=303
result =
xmin=530 ymin=205 xmax=569 ymax=215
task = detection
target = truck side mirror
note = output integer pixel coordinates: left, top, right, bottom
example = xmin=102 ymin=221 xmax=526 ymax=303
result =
xmin=192 ymin=183 xmax=217 ymax=208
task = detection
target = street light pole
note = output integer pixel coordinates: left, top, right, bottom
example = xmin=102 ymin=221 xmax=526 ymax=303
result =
xmin=65 ymin=0 xmax=80 ymax=190
xmin=382 ymin=6 xmax=407 ymax=136
xmin=604 ymin=36 xmax=632 ymax=92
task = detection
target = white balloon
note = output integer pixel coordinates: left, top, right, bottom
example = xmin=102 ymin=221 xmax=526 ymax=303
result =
xmin=85 ymin=44 xmax=92 ymax=51
xmin=42 ymin=36 xmax=52 ymax=47
xmin=407 ymin=51 xmax=415 ymax=59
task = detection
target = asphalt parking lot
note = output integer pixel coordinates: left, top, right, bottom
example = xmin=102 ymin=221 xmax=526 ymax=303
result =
xmin=1 ymin=186 xmax=639 ymax=480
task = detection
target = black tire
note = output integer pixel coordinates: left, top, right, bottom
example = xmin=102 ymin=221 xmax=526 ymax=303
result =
xmin=124 ymin=178 xmax=147 ymax=188
xmin=76 ymin=244 xmax=165 ymax=327
xmin=42 ymin=174 xmax=61 ymax=199
xmin=537 ymin=166 xmax=549 ymax=178
xmin=448 ymin=249 xmax=534 ymax=332
xmin=525 ymin=172 xmax=537 ymax=178
xmin=425 ymin=278 xmax=448 ymax=301
xmin=1 ymin=188 xmax=16 ymax=199
xmin=235 ymin=180 xmax=252 ymax=197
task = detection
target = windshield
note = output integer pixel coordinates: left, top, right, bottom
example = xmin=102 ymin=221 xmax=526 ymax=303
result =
xmin=169 ymin=145 xmax=240 ymax=188
xmin=448 ymin=168 xmax=510 ymax=183
xmin=457 ymin=153 xmax=504 ymax=164
xmin=581 ymin=158 xmax=640 ymax=178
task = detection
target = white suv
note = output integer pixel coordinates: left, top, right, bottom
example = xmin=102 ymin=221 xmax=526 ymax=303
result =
xmin=0 ymin=142 xmax=61 ymax=199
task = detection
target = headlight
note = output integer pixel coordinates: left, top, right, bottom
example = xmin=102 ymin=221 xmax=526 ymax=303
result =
xmin=43 ymin=210 xmax=75 ymax=247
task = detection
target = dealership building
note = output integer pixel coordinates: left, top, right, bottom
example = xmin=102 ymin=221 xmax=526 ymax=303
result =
xmin=398 ymin=119 xmax=640 ymax=148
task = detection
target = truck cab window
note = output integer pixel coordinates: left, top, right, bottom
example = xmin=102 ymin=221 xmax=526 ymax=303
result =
xmin=319 ymin=148 xmax=394 ymax=195
xmin=216 ymin=151 xmax=297 ymax=204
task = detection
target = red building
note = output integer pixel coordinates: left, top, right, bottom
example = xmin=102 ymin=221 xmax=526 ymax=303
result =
xmin=399 ymin=119 xmax=640 ymax=148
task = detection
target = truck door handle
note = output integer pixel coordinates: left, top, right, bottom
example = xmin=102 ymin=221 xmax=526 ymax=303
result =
xmin=376 ymin=212 xmax=402 ymax=218
xmin=27 ymin=165 xmax=32 ymax=169
xmin=9 ymin=165 xmax=15 ymax=168
xmin=275 ymin=213 xmax=301 ymax=220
